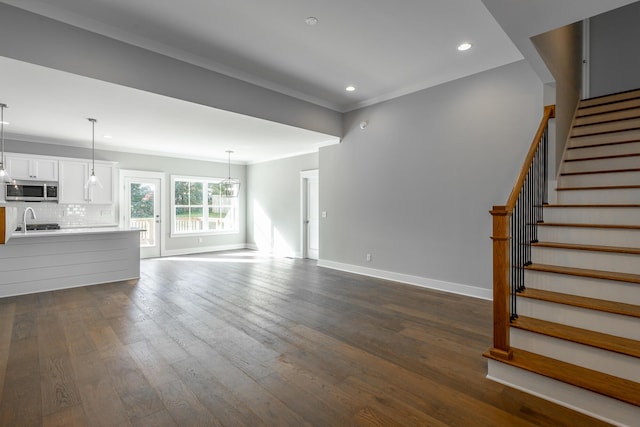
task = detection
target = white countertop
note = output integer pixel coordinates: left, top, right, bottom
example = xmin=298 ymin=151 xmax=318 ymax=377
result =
xmin=10 ymin=226 xmax=143 ymax=238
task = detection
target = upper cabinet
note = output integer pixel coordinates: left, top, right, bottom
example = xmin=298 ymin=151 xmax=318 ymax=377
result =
xmin=6 ymin=155 xmax=58 ymax=181
xmin=59 ymin=160 xmax=114 ymax=204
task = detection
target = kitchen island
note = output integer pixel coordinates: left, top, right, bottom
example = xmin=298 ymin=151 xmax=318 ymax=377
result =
xmin=0 ymin=227 xmax=141 ymax=298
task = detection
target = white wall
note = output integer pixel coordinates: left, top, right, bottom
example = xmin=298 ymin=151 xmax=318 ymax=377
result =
xmin=589 ymin=1 xmax=640 ymax=97
xmin=319 ymin=60 xmax=543 ymax=295
xmin=247 ymin=153 xmax=318 ymax=257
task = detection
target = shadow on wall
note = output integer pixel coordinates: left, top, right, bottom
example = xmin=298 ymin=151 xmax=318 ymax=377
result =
xmin=253 ymin=200 xmax=295 ymax=257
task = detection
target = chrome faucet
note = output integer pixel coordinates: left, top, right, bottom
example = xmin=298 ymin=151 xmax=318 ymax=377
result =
xmin=23 ymin=207 xmax=36 ymax=233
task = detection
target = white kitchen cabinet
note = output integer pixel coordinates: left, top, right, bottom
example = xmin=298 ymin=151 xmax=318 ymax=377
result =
xmin=59 ymin=160 xmax=114 ymax=204
xmin=6 ymin=155 xmax=58 ymax=181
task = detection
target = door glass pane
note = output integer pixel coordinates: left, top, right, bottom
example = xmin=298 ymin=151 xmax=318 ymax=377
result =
xmin=130 ymin=182 xmax=156 ymax=247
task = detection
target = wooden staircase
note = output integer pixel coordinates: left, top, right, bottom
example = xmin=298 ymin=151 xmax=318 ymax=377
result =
xmin=485 ymin=89 xmax=640 ymax=426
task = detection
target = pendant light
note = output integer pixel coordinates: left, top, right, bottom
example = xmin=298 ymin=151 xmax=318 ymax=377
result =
xmin=220 ymin=150 xmax=240 ymax=197
xmin=0 ymin=103 xmax=12 ymax=183
xmin=84 ymin=118 xmax=103 ymax=189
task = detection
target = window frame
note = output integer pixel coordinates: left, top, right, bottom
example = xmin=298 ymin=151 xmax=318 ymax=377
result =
xmin=170 ymin=175 xmax=240 ymax=237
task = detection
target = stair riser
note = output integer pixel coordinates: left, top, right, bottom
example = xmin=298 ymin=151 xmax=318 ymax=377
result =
xmin=580 ymin=91 xmax=640 ymax=108
xmin=537 ymin=226 xmax=640 ymax=247
xmin=524 ymin=270 xmax=640 ymax=305
xmin=571 ymin=118 xmax=640 ymax=137
xmin=574 ymin=107 xmax=640 ymax=127
xmin=517 ymin=298 xmax=640 ymax=340
xmin=510 ymin=328 xmax=640 ymax=382
xmin=543 ymin=206 xmax=640 ymax=225
xmin=578 ymin=98 xmax=640 ymax=117
xmin=561 ymin=156 xmax=640 ymax=173
xmin=569 ymin=129 xmax=640 ymax=148
xmin=566 ymin=141 xmax=640 ymax=160
xmin=558 ymin=170 xmax=640 ymax=187
xmin=531 ymin=246 xmax=640 ymax=275
xmin=486 ymin=360 xmax=640 ymax=427
xmin=556 ymin=188 xmax=640 ymax=204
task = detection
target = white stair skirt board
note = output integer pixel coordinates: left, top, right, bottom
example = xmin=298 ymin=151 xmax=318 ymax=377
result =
xmin=517 ymin=298 xmax=640 ymax=341
xmin=565 ymin=141 xmax=640 ymax=159
xmin=524 ymin=270 xmax=640 ymax=305
xmin=486 ymin=360 xmax=640 ymax=427
xmin=317 ymin=259 xmax=492 ymax=300
xmin=562 ymin=156 xmax=640 ymax=173
xmin=531 ymin=247 xmax=640 ymax=275
xmin=543 ymin=206 xmax=640 ymax=225
xmin=556 ymin=187 xmax=640 ymax=205
xmin=510 ymin=328 xmax=640 ymax=382
xmin=537 ymin=225 xmax=640 ymax=247
xmin=559 ymin=170 xmax=640 ymax=187
xmin=568 ymin=129 xmax=640 ymax=147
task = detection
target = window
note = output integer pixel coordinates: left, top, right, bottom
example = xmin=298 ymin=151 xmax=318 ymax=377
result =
xmin=171 ymin=176 xmax=239 ymax=235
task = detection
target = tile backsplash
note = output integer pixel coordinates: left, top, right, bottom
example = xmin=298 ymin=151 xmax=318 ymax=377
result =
xmin=6 ymin=202 xmax=117 ymax=228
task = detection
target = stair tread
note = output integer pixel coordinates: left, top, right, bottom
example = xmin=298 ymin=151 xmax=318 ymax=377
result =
xmin=571 ymin=125 xmax=640 ymax=139
xmin=574 ymin=114 xmax=640 ymax=128
xmin=556 ymin=185 xmax=640 ymax=191
xmin=580 ymin=89 xmax=640 ymax=108
xmin=532 ymin=241 xmax=640 ymax=255
xmin=543 ymin=203 xmax=640 ymax=208
xmin=577 ymin=104 xmax=640 ymax=120
xmin=564 ymin=153 xmax=640 ymax=162
xmin=512 ymin=314 xmax=640 ymax=357
xmin=560 ymin=167 xmax=640 ymax=176
xmin=568 ymin=139 xmax=640 ymax=149
xmin=526 ymin=263 xmax=640 ymax=284
xmin=483 ymin=348 xmax=640 ymax=406
xmin=537 ymin=222 xmax=640 ymax=230
xmin=518 ymin=289 xmax=640 ymax=319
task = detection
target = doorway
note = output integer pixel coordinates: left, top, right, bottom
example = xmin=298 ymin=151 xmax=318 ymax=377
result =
xmin=300 ymin=170 xmax=319 ymax=260
xmin=120 ymin=170 xmax=165 ymax=259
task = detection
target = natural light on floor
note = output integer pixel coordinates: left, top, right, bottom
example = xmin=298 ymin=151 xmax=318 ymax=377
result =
xmin=252 ymin=199 xmax=294 ymax=257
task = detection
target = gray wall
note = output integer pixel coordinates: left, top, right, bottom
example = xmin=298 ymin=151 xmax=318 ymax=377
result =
xmin=4 ymin=139 xmax=246 ymax=253
xmin=589 ymin=1 xmax=640 ymax=97
xmin=319 ymin=60 xmax=543 ymax=291
xmin=0 ymin=3 xmax=342 ymax=137
xmin=532 ymin=22 xmax=583 ymax=172
xmin=246 ymin=153 xmax=318 ymax=257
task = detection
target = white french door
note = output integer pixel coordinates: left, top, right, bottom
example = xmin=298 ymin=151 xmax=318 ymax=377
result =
xmin=120 ymin=171 xmax=164 ymax=259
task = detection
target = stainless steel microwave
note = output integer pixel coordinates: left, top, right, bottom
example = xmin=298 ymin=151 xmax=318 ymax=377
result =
xmin=4 ymin=180 xmax=59 ymax=202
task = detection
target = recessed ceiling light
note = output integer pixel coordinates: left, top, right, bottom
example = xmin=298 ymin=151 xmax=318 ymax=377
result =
xmin=305 ymin=17 xmax=318 ymax=26
xmin=103 ymin=135 xmax=113 ymax=139
xmin=346 ymin=86 xmax=356 ymax=92
xmin=457 ymin=42 xmax=472 ymax=51
xmin=0 ymin=121 xmax=9 ymax=125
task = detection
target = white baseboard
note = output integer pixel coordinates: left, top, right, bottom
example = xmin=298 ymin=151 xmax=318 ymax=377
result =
xmin=161 ymin=243 xmax=249 ymax=257
xmin=317 ymin=259 xmax=492 ymax=300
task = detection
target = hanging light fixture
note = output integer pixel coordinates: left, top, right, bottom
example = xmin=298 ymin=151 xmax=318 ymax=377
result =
xmin=84 ymin=118 xmax=103 ymax=189
xmin=0 ymin=103 xmax=12 ymax=183
xmin=220 ymin=150 xmax=240 ymax=197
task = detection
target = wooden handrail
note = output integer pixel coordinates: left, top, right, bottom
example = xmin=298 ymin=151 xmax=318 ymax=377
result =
xmin=489 ymin=105 xmax=556 ymax=360
xmin=506 ymin=105 xmax=555 ymax=211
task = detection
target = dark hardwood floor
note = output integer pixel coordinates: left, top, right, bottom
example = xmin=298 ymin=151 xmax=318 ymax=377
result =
xmin=0 ymin=250 xmax=610 ymax=426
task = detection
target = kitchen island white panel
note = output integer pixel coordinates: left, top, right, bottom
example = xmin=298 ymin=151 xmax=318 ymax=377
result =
xmin=0 ymin=228 xmax=140 ymax=297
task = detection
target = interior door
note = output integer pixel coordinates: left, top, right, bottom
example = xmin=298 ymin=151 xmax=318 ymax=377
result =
xmin=306 ymin=175 xmax=319 ymax=260
xmin=125 ymin=177 xmax=161 ymax=258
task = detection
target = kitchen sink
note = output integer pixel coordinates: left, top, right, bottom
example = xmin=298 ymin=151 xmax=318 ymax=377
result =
xmin=15 ymin=223 xmax=61 ymax=231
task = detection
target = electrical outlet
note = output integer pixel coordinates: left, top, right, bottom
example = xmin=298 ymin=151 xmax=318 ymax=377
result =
xmin=366 ymin=253 xmax=372 ymax=262
xmin=198 ymin=237 xmax=203 ymax=243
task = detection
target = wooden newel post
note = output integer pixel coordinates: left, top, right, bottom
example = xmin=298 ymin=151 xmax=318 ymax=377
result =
xmin=489 ymin=205 xmax=513 ymax=360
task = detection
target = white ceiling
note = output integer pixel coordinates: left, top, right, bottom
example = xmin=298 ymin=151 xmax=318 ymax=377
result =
xmin=0 ymin=0 xmax=526 ymax=163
